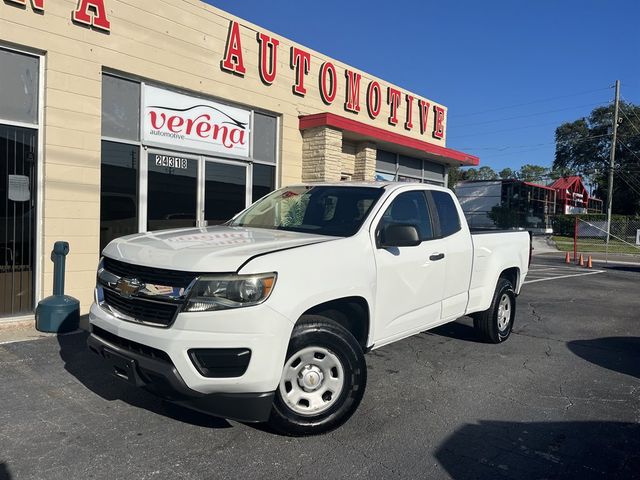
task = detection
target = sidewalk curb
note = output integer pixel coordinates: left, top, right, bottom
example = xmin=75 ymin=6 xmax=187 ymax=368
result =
xmin=535 ymin=252 xmax=640 ymax=267
xmin=0 ymin=318 xmax=35 ymax=331
xmin=0 ymin=315 xmax=89 ymax=344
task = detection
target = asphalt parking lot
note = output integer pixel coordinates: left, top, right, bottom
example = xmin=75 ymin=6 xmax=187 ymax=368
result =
xmin=1 ymin=257 xmax=639 ymax=480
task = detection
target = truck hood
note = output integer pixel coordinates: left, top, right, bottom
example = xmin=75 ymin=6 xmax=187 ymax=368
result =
xmin=102 ymin=226 xmax=334 ymax=272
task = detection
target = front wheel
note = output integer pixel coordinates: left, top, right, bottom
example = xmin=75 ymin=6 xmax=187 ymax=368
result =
xmin=473 ymin=277 xmax=516 ymax=343
xmin=267 ymin=315 xmax=367 ymax=436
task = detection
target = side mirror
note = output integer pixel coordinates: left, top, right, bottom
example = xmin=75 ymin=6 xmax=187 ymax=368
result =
xmin=379 ymin=224 xmax=421 ymax=248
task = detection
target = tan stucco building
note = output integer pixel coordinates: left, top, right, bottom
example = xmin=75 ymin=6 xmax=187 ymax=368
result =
xmin=0 ymin=0 xmax=478 ymax=320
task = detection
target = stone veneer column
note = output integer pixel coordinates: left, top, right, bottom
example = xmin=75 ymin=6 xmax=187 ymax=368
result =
xmin=354 ymin=142 xmax=377 ymax=181
xmin=301 ymin=126 xmax=343 ymax=182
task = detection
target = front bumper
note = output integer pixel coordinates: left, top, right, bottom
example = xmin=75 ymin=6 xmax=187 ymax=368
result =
xmin=89 ymin=304 xmax=293 ymax=414
xmin=87 ymin=331 xmax=274 ymax=422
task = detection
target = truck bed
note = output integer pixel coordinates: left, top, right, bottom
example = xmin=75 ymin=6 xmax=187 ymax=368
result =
xmin=465 ymin=230 xmax=531 ymax=315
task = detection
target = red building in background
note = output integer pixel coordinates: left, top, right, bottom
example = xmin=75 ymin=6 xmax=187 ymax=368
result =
xmin=549 ymin=176 xmax=603 ymax=214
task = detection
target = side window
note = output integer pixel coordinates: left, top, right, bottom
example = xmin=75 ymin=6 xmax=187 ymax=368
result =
xmin=379 ymin=191 xmax=433 ymax=241
xmin=430 ymin=191 xmax=461 ymax=237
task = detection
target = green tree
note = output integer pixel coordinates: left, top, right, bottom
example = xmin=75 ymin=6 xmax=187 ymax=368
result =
xmin=548 ymin=166 xmax=575 ymax=180
xmin=448 ymin=166 xmax=463 ymax=190
xmin=463 ymin=167 xmax=478 ymax=180
xmin=499 ymin=168 xmax=516 ymax=179
xmin=554 ymin=101 xmax=640 ymax=215
xmin=517 ymin=164 xmax=548 ymax=183
xmin=477 ymin=166 xmax=498 ymax=180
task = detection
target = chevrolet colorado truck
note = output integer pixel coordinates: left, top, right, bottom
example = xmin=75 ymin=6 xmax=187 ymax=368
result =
xmin=88 ymin=183 xmax=531 ymax=436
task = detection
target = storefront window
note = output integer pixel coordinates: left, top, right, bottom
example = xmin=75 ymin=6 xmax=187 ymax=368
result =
xmin=100 ymin=75 xmax=278 ymax=236
xmin=375 ymin=150 xmax=445 ymax=185
xmin=253 ymin=112 xmax=277 ymax=163
xmin=101 ymin=74 xmax=140 ymax=141
xmin=252 ymin=163 xmax=276 ymax=202
xmin=398 ymin=155 xmax=422 ymax=178
xmin=0 ymin=49 xmax=39 ymax=125
xmin=100 ymin=141 xmax=139 ymax=251
xmin=375 ymin=171 xmax=395 ymax=182
xmin=0 ymin=49 xmax=39 ymax=317
xmin=147 ymin=153 xmax=198 ymax=231
xmin=204 ymin=161 xmax=247 ymax=225
xmin=376 ymin=150 xmax=397 ymax=176
xmin=423 ymin=160 xmax=445 ymax=184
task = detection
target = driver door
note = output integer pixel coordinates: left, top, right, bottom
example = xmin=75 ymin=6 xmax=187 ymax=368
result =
xmin=372 ymin=190 xmax=447 ymax=344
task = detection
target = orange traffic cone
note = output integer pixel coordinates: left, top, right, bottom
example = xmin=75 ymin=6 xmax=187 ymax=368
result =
xmin=565 ymin=252 xmax=571 ymax=264
xmin=586 ymin=256 xmax=593 ymax=269
xmin=579 ymin=254 xmax=584 ymax=267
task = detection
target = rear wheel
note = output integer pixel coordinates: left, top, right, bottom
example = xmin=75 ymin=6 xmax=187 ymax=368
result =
xmin=267 ymin=315 xmax=367 ymax=436
xmin=473 ymin=278 xmax=516 ymax=343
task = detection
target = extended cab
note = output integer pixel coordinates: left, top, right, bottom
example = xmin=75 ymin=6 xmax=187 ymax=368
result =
xmin=88 ymin=183 xmax=530 ymax=435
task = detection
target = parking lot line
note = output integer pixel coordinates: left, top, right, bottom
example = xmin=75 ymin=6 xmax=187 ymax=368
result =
xmin=524 ymin=270 xmax=605 ymax=284
xmin=527 ymin=267 xmax=566 ymax=272
xmin=527 ymin=270 xmax=575 ymax=276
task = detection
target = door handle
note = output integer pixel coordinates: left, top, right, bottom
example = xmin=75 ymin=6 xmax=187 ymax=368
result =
xmin=429 ymin=253 xmax=445 ymax=261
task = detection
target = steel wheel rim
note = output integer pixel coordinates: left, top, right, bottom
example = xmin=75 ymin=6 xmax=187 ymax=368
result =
xmin=497 ymin=293 xmax=511 ymax=331
xmin=279 ymin=346 xmax=345 ymax=416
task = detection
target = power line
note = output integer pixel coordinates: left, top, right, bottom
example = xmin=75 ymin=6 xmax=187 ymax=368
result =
xmin=615 ymin=171 xmax=640 ymax=197
xmin=620 ymin=95 xmax=640 ymax=124
xmin=458 ymin=133 xmax=610 ymax=152
xmin=453 ymin=102 xmax=610 ymax=128
xmin=618 ymin=107 xmax=640 ymax=137
xmin=450 ymin=103 xmax=615 ymax=139
xmin=476 ymin=145 xmax=559 ymax=160
xmin=451 ymin=87 xmax=611 ymax=119
xmin=451 ymin=120 xmax=567 ymax=139
xmin=616 ymin=163 xmax=640 ymax=189
xmin=619 ymin=142 xmax=640 ymax=164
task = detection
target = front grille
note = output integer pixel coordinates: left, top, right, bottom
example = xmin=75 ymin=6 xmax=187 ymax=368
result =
xmin=103 ymin=289 xmax=179 ymax=327
xmin=92 ymin=326 xmax=173 ymax=364
xmin=103 ymin=257 xmax=198 ymax=288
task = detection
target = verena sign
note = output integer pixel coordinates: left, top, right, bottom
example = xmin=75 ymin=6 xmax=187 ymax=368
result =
xmin=142 ymin=85 xmax=251 ymax=157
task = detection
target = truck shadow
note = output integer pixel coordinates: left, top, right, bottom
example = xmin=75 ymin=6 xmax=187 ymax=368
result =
xmin=56 ymin=331 xmax=232 ymax=429
xmin=567 ymin=336 xmax=640 ymax=379
xmin=0 ymin=463 xmax=12 ymax=480
xmin=602 ymin=264 xmax=640 ymax=273
xmin=435 ymin=420 xmax=640 ymax=479
xmin=428 ymin=319 xmax=481 ymax=343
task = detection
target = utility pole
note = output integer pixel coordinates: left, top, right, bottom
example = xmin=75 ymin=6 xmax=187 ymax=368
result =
xmin=605 ymin=80 xmax=620 ymax=261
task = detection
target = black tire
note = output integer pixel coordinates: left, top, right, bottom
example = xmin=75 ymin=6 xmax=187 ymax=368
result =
xmin=267 ymin=315 xmax=367 ymax=436
xmin=473 ymin=278 xmax=516 ymax=344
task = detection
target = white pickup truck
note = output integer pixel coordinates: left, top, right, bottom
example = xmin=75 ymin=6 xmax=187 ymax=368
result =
xmin=89 ymin=182 xmax=531 ymax=436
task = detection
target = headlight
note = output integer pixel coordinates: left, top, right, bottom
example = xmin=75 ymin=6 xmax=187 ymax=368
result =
xmin=183 ymin=273 xmax=277 ymax=312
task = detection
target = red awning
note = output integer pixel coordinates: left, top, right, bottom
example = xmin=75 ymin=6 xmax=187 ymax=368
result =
xmin=299 ymin=112 xmax=479 ymax=166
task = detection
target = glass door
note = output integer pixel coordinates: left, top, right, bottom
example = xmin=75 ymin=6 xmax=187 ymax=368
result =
xmin=202 ymin=159 xmax=249 ymax=226
xmin=146 ymin=151 xmax=199 ymax=231
xmin=0 ymin=125 xmax=37 ymax=316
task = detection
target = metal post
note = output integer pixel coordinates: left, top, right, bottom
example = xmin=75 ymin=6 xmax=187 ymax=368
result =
xmin=574 ymin=215 xmax=578 ymax=262
xmin=606 ymin=80 xmax=620 ymax=263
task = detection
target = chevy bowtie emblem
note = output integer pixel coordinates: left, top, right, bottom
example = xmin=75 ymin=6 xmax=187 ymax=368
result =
xmin=115 ymin=277 xmax=144 ymax=298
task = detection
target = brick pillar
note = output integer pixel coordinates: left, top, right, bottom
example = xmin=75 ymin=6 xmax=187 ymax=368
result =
xmin=301 ymin=126 xmax=343 ymax=182
xmin=354 ymin=141 xmax=377 ymax=181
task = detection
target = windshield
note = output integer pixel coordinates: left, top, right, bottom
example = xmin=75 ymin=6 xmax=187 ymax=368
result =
xmin=229 ymin=186 xmax=384 ymax=237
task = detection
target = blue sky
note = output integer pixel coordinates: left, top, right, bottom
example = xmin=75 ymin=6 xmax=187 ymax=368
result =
xmin=204 ymin=0 xmax=640 ymax=173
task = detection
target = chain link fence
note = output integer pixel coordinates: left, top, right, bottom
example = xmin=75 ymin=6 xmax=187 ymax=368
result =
xmin=552 ymin=216 xmax=640 ymax=260
xmin=577 ymin=218 xmax=640 ymax=256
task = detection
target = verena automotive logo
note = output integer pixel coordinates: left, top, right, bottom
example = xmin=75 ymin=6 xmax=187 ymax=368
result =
xmin=147 ymin=105 xmax=247 ymax=150
xmin=143 ymin=85 xmax=251 ymax=157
